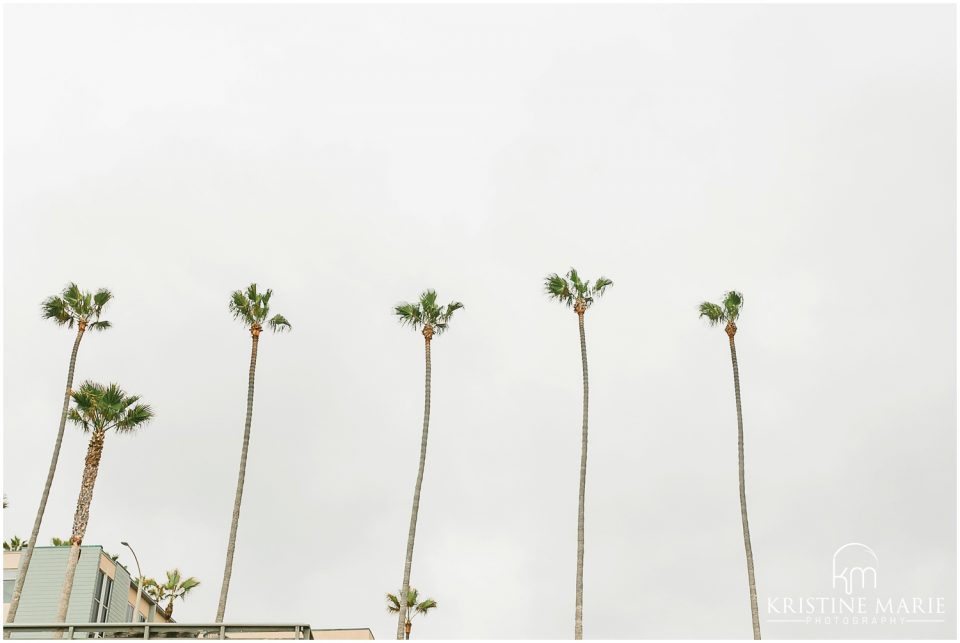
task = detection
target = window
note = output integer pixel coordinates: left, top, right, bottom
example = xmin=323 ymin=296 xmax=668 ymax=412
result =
xmin=90 ymin=570 xmax=113 ymax=623
xmin=3 ymin=569 xmax=17 ymax=603
xmin=125 ymin=603 xmax=134 ymax=622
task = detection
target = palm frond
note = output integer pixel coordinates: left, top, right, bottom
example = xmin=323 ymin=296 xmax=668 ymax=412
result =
xmin=88 ymin=320 xmax=112 ymax=332
xmin=93 ymin=289 xmax=113 ymax=310
xmin=544 ymin=273 xmax=573 ymax=306
xmin=698 ymin=302 xmax=726 ymax=325
xmin=268 ymin=314 xmax=292 ymax=332
xmin=419 ymin=290 xmax=438 ymax=315
xmin=394 ymin=303 xmax=423 ymax=329
xmin=386 ymin=593 xmax=401 ymax=613
xmin=593 ymin=277 xmax=614 ymax=296
xmin=229 ymin=290 xmax=253 ymax=324
xmin=41 ymin=296 xmax=72 ymax=326
xmin=62 ymin=283 xmax=83 ymax=308
xmin=723 ymin=290 xmax=743 ymax=322
xmin=415 ymin=598 xmax=437 ymax=615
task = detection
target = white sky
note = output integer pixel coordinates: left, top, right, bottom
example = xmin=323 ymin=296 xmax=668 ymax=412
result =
xmin=3 ymin=3 xmax=955 ymax=639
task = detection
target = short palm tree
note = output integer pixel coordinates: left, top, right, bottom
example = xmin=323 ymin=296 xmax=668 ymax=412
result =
xmin=393 ymin=290 xmax=463 ymax=640
xmin=140 ymin=577 xmax=162 ymax=604
xmin=544 ymin=268 xmax=613 ymax=640
xmin=157 ymin=569 xmax=200 ymax=619
xmin=50 ymin=537 xmax=70 ymax=546
xmin=699 ymin=291 xmax=761 ymax=639
xmin=5 ymin=284 xmax=112 ymax=628
xmin=54 ymin=382 xmax=153 ymax=633
xmin=3 ymin=537 xmax=26 ymax=552
xmin=386 ymin=588 xmax=437 ymax=640
xmin=216 ymin=284 xmax=290 ymax=623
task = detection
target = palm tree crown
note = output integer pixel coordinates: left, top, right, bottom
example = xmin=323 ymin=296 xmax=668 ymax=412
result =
xmin=544 ymin=269 xmax=613 ymax=311
xmin=394 ymin=290 xmax=463 ymax=336
xmin=386 ymin=588 xmax=438 ymax=619
xmin=158 ymin=569 xmax=200 ymax=616
xmin=699 ymin=291 xmax=744 ymax=327
xmin=3 ymin=537 xmax=26 ymax=551
xmin=41 ymin=283 xmax=113 ymax=331
xmin=229 ymin=283 xmax=291 ymax=334
xmin=67 ymin=382 xmax=154 ymax=434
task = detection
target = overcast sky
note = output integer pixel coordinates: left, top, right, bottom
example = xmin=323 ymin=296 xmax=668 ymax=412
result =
xmin=3 ymin=3 xmax=956 ymax=640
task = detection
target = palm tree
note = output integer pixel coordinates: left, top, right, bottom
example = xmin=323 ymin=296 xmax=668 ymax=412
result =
xmin=157 ymin=569 xmax=200 ymax=619
xmin=393 ymin=290 xmax=463 ymax=640
xmin=140 ymin=576 xmax=162 ymax=604
xmin=53 ymin=382 xmax=153 ymax=634
xmin=3 ymin=537 xmax=26 ymax=552
xmin=386 ymin=588 xmax=437 ymax=640
xmin=4 ymin=284 xmax=112 ymax=629
xmin=544 ymin=268 xmax=613 ymax=640
xmin=215 ymin=284 xmax=290 ymax=623
xmin=699 ymin=291 xmax=761 ymax=639
xmin=50 ymin=537 xmax=71 ymax=546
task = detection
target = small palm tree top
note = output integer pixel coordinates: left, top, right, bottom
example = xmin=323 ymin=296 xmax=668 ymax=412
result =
xmin=51 ymin=537 xmax=70 ymax=546
xmin=67 ymin=381 xmax=154 ymax=434
xmin=41 ymin=283 xmax=113 ymax=331
xmin=3 ymin=536 xmax=25 ymax=551
xmin=699 ymin=291 xmax=744 ymax=326
xmin=229 ymin=283 xmax=291 ymax=333
xmin=162 ymin=568 xmax=200 ymax=598
xmin=394 ymin=290 xmax=464 ymax=336
xmin=544 ymin=268 xmax=613 ymax=310
xmin=386 ymin=588 xmax=438 ymax=618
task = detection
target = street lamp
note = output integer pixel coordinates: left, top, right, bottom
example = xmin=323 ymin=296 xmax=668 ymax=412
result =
xmin=120 ymin=541 xmax=143 ymax=623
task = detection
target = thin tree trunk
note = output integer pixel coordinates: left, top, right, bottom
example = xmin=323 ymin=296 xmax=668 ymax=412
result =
xmin=4 ymin=326 xmax=85 ymax=633
xmin=728 ymin=331 xmax=761 ymax=639
xmin=574 ymin=310 xmax=589 ymax=640
xmin=216 ymin=331 xmax=260 ymax=622
xmin=53 ymin=429 xmax=106 ymax=637
xmin=397 ymin=333 xmax=432 ymax=639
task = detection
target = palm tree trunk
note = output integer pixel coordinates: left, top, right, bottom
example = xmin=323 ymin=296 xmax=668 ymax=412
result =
xmin=216 ymin=331 xmax=260 ymax=623
xmin=53 ymin=429 xmax=106 ymax=637
xmin=574 ymin=310 xmax=589 ymax=640
xmin=397 ymin=333 xmax=432 ymax=639
xmin=4 ymin=326 xmax=85 ymax=633
xmin=728 ymin=331 xmax=761 ymax=639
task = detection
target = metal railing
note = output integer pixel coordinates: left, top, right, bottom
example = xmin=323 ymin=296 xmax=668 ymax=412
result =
xmin=2 ymin=623 xmax=314 ymax=639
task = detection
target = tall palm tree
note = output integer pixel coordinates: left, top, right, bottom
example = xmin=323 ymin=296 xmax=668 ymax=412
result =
xmin=157 ymin=569 xmax=200 ymax=619
xmin=386 ymin=588 xmax=438 ymax=640
xmin=544 ymin=268 xmax=613 ymax=640
xmin=215 ymin=284 xmax=290 ymax=623
xmin=699 ymin=291 xmax=761 ymax=639
xmin=3 ymin=537 xmax=26 ymax=552
xmin=393 ymin=290 xmax=463 ymax=640
xmin=54 ymin=382 xmax=153 ymax=633
xmin=4 ymin=284 xmax=112 ymax=629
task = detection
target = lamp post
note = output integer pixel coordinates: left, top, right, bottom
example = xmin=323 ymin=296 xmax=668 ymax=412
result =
xmin=120 ymin=542 xmax=143 ymax=623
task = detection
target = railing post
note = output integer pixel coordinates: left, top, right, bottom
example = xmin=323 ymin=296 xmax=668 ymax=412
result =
xmin=218 ymin=625 xmax=225 ymax=640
